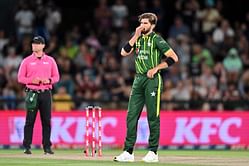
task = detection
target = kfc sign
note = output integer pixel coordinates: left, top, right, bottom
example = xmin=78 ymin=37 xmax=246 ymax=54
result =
xmin=0 ymin=111 xmax=249 ymax=146
xmin=172 ymin=117 xmax=241 ymax=144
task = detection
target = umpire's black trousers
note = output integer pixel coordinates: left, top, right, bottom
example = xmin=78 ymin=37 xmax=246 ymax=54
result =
xmin=23 ymin=90 xmax=52 ymax=150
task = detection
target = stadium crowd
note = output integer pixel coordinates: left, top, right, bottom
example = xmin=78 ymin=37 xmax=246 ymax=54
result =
xmin=0 ymin=0 xmax=249 ymax=111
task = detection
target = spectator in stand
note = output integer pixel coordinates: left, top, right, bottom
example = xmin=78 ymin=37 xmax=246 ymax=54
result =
xmin=0 ymin=66 xmax=8 ymax=109
xmin=192 ymin=43 xmax=214 ymax=68
xmin=239 ymin=69 xmax=249 ymax=99
xmin=94 ymin=0 xmax=112 ymax=36
xmin=212 ymin=19 xmax=234 ymax=44
xmin=68 ymin=25 xmax=82 ymax=44
xmin=45 ymin=1 xmax=62 ymax=35
xmin=213 ymin=62 xmax=227 ymax=93
xmin=171 ymin=79 xmax=191 ymax=110
xmin=174 ymin=35 xmax=191 ymax=67
xmin=197 ymin=0 xmax=222 ymax=34
xmin=199 ymin=64 xmax=217 ymax=89
xmin=189 ymin=88 xmax=203 ymax=110
xmin=59 ymin=36 xmax=79 ymax=60
xmin=223 ymin=48 xmax=243 ymax=83
xmin=206 ymin=84 xmax=223 ymax=110
xmin=3 ymin=47 xmax=22 ymax=73
xmin=192 ymin=77 xmax=208 ymax=99
xmin=223 ymin=82 xmax=241 ymax=110
xmin=73 ymin=42 xmax=95 ymax=71
xmin=0 ymin=67 xmax=7 ymax=91
xmin=236 ymin=31 xmax=249 ymax=68
xmin=52 ymin=86 xmax=74 ymax=112
xmin=175 ymin=0 xmax=200 ymax=36
xmin=161 ymin=80 xmax=174 ymax=110
xmin=14 ymin=3 xmax=35 ymax=42
xmin=168 ymin=15 xmax=190 ymax=39
xmin=0 ymin=29 xmax=9 ymax=53
xmin=111 ymin=0 xmax=129 ymax=32
xmin=2 ymin=86 xmax=16 ymax=109
xmin=107 ymin=32 xmax=121 ymax=62
xmin=45 ymin=34 xmax=59 ymax=57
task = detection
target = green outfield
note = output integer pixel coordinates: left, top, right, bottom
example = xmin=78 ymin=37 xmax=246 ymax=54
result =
xmin=0 ymin=149 xmax=248 ymax=166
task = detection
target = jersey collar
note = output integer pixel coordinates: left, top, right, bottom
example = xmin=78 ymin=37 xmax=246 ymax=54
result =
xmin=142 ymin=31 xmax=155 ymax=38
xmin=32 ymin=52 xmax=46 ymax=60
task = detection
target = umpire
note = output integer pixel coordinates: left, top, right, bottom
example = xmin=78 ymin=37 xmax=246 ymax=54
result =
xmin=17 ymin=36 xmax=60 ymax=154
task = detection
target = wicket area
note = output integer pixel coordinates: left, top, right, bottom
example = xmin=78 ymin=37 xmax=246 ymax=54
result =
xmin=84 ymin=106 xmax=102 ymax=157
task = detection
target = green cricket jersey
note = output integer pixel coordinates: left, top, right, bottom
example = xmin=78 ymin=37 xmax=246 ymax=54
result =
xmin=133 ymin=32 xmax=171 ymax=74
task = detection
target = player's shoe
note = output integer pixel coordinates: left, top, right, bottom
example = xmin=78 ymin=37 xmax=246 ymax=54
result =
xmin=23 ymin=148 xmax=32 ymax=154
xmin=44 ymin=148 xmax=54 ymax=155
xmin=142 ymin=151 xmax=159 ymax=162
xmin=113 ymin=151 xmax=134 ymax=162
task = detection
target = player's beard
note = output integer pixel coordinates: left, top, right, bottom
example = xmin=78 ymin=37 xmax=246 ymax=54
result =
xmin=141 ymin=26 xmax=151 ymax=35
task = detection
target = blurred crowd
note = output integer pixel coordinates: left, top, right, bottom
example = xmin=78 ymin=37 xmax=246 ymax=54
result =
xmin=0 ymin=0 xmax=249 ymax=111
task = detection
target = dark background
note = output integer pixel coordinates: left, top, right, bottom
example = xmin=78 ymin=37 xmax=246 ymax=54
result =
xmin=0 ymin=0 xmax=248 ymax=37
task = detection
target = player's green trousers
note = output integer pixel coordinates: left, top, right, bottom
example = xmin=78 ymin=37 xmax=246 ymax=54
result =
xmin=124 ymin=73 xmax=163 ymax=152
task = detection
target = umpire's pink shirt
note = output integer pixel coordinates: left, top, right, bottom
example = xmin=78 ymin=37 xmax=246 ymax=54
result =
xmin=17 ymin=53 xmax=60 ymax=90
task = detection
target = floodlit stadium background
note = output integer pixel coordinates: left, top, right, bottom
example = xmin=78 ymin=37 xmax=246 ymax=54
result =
xmin=0 ymin=0 xmax=249 ymax=150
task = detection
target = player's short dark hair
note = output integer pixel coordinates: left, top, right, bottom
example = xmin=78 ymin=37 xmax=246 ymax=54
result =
xmin=138 ymin=13 xmax=158 ymax=25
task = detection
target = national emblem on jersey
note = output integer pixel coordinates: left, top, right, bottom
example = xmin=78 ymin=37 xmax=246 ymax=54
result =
xmin=150 ymin=91 xmax=156 ymax=97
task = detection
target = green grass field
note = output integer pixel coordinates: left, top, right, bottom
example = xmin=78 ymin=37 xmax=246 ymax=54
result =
xmin=0 ymin=149 xmax=248 ymax=166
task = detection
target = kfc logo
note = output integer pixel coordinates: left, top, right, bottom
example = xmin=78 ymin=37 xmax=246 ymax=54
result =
xmin=172 ymin=117 xmax=242 ymax=144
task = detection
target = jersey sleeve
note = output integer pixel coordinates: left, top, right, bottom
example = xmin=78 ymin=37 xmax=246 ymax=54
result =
xmin=50 ymin=57 xmax=60 ymax=84
xmin=17 ymin=58 xmax=32 ymax=84
xmin=155 ymin=35 xmax=171 ymax=54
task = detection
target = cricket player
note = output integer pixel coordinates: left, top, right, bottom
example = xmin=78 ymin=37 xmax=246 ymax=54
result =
xmin=114 ymin=13 xmax=179 ymax=162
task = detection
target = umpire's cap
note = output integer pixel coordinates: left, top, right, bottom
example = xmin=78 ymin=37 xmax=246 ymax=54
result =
xmin=32 ymin=36 xmax=45 ymax=44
